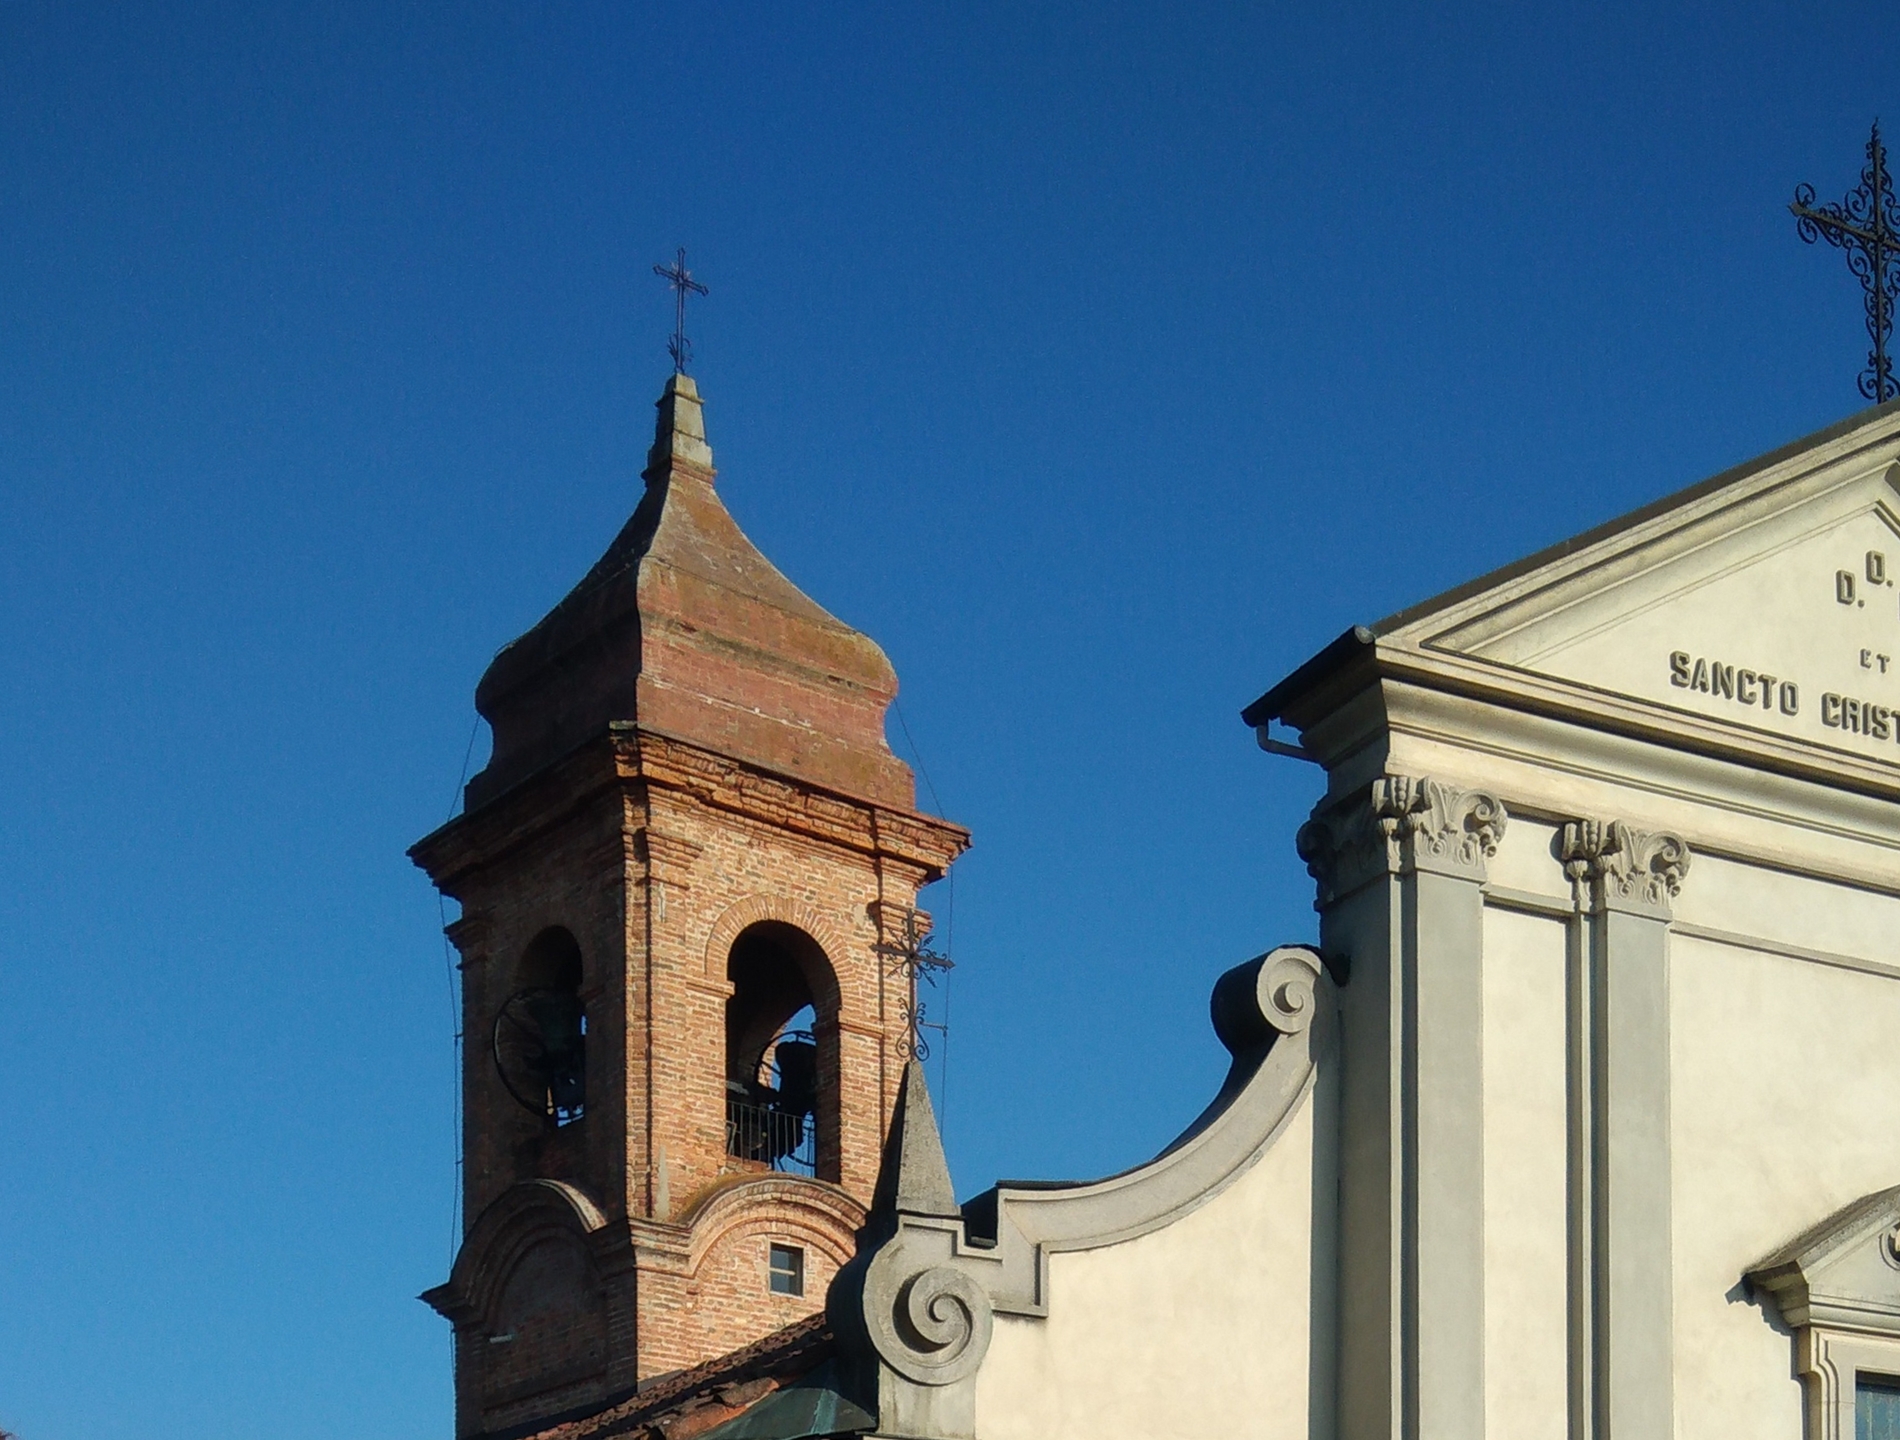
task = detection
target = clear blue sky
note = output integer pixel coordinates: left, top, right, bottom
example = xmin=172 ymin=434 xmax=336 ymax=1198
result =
xmin=2 ymin=3 xmax=1895 ymax=1435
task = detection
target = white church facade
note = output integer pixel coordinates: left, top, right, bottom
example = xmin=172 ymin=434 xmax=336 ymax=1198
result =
xmin=834 ymin=399 xmax=1900 ymax=1440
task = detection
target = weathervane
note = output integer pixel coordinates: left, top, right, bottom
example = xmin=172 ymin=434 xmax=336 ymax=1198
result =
xmin=876 ymin=906 xmax=954 ymax=1062
xmin=652 ymin=247 xmax=708 ymax=374
xmin=1792 ymin=123 xmax=1900 ymax=404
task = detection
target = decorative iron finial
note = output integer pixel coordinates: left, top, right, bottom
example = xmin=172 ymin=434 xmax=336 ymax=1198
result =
xmin=652 ymin=247 xmax=708 ymax=374
xmin=876 ymin=906 xmax=953 ymax=1063
xmin=1792 ymin=122 xmax=1900 ymax=404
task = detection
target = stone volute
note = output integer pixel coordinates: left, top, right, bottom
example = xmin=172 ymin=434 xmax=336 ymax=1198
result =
xmin=467 ymin=372 xmax=914 ymax=809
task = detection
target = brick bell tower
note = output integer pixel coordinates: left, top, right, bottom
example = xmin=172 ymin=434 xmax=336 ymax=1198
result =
xmin=411 ymin=373 xmax=969 ymax=1438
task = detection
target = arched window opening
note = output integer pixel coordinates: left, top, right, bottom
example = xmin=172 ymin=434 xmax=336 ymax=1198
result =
xmin=494 ymin=927 xmax=587 ymax=1127
xmin=725 ymin=922 xmax=836 ymax=1177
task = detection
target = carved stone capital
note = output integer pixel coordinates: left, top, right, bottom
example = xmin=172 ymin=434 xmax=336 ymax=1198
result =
xmin=1558 ymin=818 xmax=1690 ymax=917
xmin=1297 ymin=774 xmax=1508 ymax=905
xmin=442 ymin=914 xmax=490 ymax=964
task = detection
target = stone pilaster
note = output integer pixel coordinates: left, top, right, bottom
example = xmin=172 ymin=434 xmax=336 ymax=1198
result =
xmin=1558 ymin=819 xmax=1688 ymax=1440
xmin=1300 ymin=773 xmax=1506 ymax=1440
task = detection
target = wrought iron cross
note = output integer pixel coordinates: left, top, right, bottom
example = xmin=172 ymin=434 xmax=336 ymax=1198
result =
xmin=652 ymin=247 xmax=709 ymax=374
xmin=876 ymin=907 xmax=954 ymax=1063
xmin=1792 ymin=123 xmax=1900 ymax=404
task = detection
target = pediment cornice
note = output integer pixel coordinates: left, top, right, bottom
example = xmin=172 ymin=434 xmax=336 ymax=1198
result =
xmin=1249 ymin=403 xmax=1900 ymax=806
xmin=1748 ymin=1184 xmax=1900 ymax=1336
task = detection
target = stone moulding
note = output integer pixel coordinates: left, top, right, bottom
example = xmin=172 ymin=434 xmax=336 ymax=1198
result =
xmin=1296 ymin=772 xmax=1508 ymax=906
xmin=1746 ymin=1184 xmax=1900 ymax=1440
xmin=634 ymin=827 xmax=705 ymax=888
xmin=620 ymin=727 xmax=968 ymax=877
xmin=960 ymin=944 xmax=1334 ymax=1318
xmin=410 ymin=724 xmax=969 ymax=897
xmin=421 ymin=1178 xmax=619 ymax=1330
xmin=1558 ymin=817 xmax=1691 ymax=916
xmin=1747 ymin=1184 xmax=1900 ymax=1336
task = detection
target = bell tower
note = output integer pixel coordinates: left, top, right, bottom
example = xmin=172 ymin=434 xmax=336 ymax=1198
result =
xmin=412 ymin=373 xmax=968 ymax=1439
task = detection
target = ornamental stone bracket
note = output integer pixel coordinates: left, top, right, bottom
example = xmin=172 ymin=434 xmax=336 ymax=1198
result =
xmin=1558 ymin=818 xmax=1691 ymax=918
xmin=1296 ymin=773 xmax=1509 ymax=906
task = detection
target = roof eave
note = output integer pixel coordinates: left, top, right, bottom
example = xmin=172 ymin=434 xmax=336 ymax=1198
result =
xmin=1239 ymin=625 xmax=1376 ymax=728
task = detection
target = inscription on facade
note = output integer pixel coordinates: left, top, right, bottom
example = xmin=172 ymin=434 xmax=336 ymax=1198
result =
xmin=1833 ymin=548 xmax=1897 ymax=612
xmin=1642 ymin=539 xmax=1900 ymax=759
xmin=1664 ymin=651 xmax=1900 ymax=752
xmin=1668 ymin=652 xmax=1799 ymax=715
xmin=1819 ymin=691 xmax=1900 ymax=741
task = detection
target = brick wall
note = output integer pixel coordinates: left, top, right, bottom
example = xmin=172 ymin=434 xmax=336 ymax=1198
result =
xmin=413 ymin=727 xmax=967 ymax=1435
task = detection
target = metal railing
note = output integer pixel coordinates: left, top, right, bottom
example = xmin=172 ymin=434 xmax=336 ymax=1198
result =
xmin=725 ymin=1095 xmax=816 ymax=1176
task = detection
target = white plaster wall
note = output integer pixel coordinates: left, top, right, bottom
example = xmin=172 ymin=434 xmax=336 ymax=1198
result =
xmin=1676 ymin=849 xmax=1900 ymax=971
xmin=1672 ymin=926 xmax=1900 ymax=1440
xmin=1481 ymin=906 xmax=1570 ymax=1440
xmin=974 ymin=1094 xmax=1317 ymax=1440
xmin=1487 ymin=815 xmax=1566 ymax=899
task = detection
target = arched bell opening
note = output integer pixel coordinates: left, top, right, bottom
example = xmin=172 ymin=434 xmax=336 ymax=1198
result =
xmin=494 ymin=927 xmax=588 ymax=1128
xmin=724 ymin=921 xmax=840 ymax=1181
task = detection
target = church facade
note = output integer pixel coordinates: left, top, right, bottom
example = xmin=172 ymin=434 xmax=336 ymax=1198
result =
xmin=416 ymin=379 xmax=1900 ymax=1440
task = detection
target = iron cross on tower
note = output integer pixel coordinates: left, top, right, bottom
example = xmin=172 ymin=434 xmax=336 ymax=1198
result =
xmin=652 ymin=247 xmax=709 ymax=374
xmin=1792 ymin=123 xmax=1900 ymax=404
xmin=876 ymin=907 xmax=953 ymax=1063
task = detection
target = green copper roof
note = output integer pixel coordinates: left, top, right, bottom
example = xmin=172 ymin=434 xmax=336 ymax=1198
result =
xmin=694 ymin=1361 xmax=874 ymax=1440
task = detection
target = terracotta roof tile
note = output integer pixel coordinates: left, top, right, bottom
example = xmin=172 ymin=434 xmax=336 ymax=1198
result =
xmin=500 ymin=1313 xmax=835 ymax=1440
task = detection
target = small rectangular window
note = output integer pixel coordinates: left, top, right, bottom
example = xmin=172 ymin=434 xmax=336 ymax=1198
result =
xmin=1859 ymin=1374 xmax=1900 ymax=1440
xmin=769 ymin=1243 xmax=805 ymax=1296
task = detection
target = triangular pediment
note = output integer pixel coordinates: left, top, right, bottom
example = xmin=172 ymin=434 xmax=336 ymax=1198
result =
xmin=1746 ymin=1183 xmax=1900 ymax=1334
xmin=1377 ymin=405 xmax=1900 ymax=767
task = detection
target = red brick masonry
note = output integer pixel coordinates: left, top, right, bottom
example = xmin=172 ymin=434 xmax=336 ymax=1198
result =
xmin=411 ymin=374 xmax=967 ymax=1438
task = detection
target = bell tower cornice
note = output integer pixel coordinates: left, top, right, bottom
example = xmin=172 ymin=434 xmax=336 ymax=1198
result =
xmin=409 ymin=725 xmax=968 ymax=898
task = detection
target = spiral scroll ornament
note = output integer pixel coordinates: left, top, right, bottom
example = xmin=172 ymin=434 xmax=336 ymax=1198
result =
xmin=1210 ymin=945 xmax=1323 ymax=1057
xmin=859 ymin=1251 xmax=994 ymax=1387
xmin=1258 ymin=947 xmax=1319 ymax=1036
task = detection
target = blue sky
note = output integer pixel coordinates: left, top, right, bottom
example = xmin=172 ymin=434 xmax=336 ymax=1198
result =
xmin=2 ymin=3 xmax=1896 ymax=1435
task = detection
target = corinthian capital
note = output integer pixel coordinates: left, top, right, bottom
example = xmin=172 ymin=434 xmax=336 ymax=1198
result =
xmin=1559 ymin=818 xmax=1690 ymax=917
xmin=1297 ymin=773 xmax=1508 ymax=905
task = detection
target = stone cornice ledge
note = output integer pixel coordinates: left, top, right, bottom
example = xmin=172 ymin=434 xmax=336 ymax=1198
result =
xmin=960 ymin=945 xmax=1333 ymax=1318
xmin=1291 ymin=641 xmax=1900 ymax=809
xmin=421 ymin=1178 xmax=613 ymax=1327
xmin=410 ymin=725 xmax=970 ymax=888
